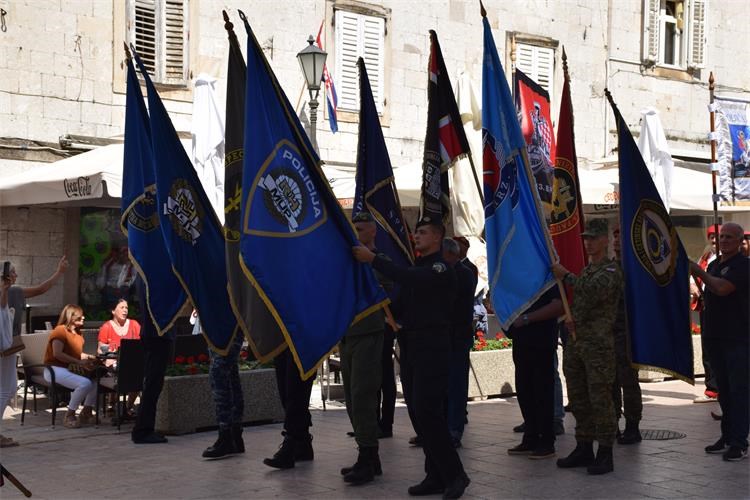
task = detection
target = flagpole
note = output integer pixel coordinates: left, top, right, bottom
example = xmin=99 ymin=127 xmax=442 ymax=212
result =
xmin=708 ymin=72 xmax=720 ymax=259
xmin=465 ymin=151 xmax=485 ymax=205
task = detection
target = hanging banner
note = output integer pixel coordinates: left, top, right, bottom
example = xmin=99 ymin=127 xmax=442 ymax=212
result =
xmin=714 ymin=96 xmax=750 ymax=205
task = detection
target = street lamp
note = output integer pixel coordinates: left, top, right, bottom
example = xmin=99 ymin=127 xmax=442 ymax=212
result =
xmin=297 ymin=35 xmax=327 ymax=153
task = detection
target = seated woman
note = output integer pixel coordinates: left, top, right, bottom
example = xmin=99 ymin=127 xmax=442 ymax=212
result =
xmin=98 ymin=298 xmax=141 ymax=418
xmin=43 ymin=304 xmax=99 ymax=428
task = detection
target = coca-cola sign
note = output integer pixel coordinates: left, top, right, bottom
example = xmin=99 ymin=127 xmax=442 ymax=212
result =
xmin=63 ymin=176 xmax=93 ymax=198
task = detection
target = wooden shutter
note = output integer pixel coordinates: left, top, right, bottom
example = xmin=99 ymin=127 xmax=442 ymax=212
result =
xmin=334 ymin=10 xmax=385 ymax=112
xmin=642 ymin=0 xmax=660 ymax=64
xmin=515 ymin=43 xmax=554 ymax=97
xmin=163 ymin=0 xmax=188 ymax=84
xmin=133 ymin=0 xmax=157 ymax=75
xmin=687 ymin=0 xmax=707 ymax=69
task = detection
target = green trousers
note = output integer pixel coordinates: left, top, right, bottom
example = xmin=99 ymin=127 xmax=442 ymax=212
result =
xmin=340 ymin=331 xmax=383 ymax=448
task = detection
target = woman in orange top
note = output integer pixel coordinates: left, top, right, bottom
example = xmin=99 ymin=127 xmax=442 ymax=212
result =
xmin=97 ymin=298 xmax=141 ymax=354
xmin=43 ymin=304 xmax=98 ymax=428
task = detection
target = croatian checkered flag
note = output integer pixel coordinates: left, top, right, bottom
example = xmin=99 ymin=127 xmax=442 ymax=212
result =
xmin=316 ymin=21 xmax=338 ymax=133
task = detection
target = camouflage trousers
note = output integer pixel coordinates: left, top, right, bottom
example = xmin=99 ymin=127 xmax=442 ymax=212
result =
xmin=612 ymin=329 xmax=643 ymax=422
xmin=209 ymin=332 xmax=244 ymax=430
xmin=563 ymin=336 xmax=616 ymax=446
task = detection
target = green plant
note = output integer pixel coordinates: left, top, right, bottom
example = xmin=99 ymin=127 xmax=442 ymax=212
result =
xmin=164 ymin=349 xmax=272 ymax=376
xmin=472 ymin=331 xmax=512 ymax=351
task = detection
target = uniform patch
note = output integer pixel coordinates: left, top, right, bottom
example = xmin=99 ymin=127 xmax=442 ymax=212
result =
xmin=721 ymin=267 xmax=729 ymax=276
xmin=631 ymin=199 xmax=678 ymax=286
xmin=432 ymin=262 xmax=447 ymax=273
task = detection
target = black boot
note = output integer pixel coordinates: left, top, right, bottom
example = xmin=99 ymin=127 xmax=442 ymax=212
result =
xmin=263 ymin=433 xmax=296 ymax=469
xmin=232 ymin=423 xmax=245 ymax=453
xmin=343 ymin=446 xmax=379 ymax=485
xmin=202 ymin=428 xmax=238 ymax=460
xmin=617 ymin=419 xmax=642 ymax=445
xmin=556 ymin=441 xmax=595 ymax=468
xmin=341 ymin=448 xmax=383 ymax=476
xmin=587 ymin=445 xmax=614 ymax=475
xmin=294 ymin=433 xmax=314 ymax=461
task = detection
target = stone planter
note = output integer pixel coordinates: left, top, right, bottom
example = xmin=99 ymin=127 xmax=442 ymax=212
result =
xmin=467 ymin=349 xmax=515 ymax=399
xmin=155 ymin=368 xmax=284 ymax=435
xmin=638 ymin=335 xmax=704 ymax=382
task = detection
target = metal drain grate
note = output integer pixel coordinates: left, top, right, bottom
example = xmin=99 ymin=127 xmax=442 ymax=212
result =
xmin=641 ymin=429 xmax=686 ymax=440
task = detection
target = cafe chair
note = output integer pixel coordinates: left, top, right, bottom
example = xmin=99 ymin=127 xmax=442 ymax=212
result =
xmin=19 ymin=332 xmax=71 ymax=428
xmin=97 ymin=339 xmax=145 ymax=432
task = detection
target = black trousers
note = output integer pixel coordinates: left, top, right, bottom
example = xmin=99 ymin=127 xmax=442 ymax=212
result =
xmin=512 ymin=344 xmax=556 ymax=449
xmin=401 ymin=330 xmax=464 ymax=485
xmin=378 ymin=328 xmax=397 ymax=432
xmin=132 ymin=336 xmax=172 ymax=440
xmin=274 ymin=348 xmax=314 ymax=439
xmin=398 ymin=332 xmax=419 ymax=436
xmin=704 ymin=338 xmax=749 ymax=449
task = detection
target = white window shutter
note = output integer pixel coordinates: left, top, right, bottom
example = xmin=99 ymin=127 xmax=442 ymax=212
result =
xmin=163 ymin=0 xmax=188 ymax=84
xmin=515 ymin=43 xmax=554 ymax=97
xmin=642 ymin=0 xmax=660 ymax=64
xmin=335 ymin=10 xmax=385 ymax=113
xmin=687 ymin=0 xmax=707 ymax=69
xmin=132 ymin=0 xmax=158 ymax=75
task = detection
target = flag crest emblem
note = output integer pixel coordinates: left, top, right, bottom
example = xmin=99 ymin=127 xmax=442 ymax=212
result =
xmin=244 ymin=140 xmax=327 ymax=237
xmin=483 ymin=131 xmax=519 ymax=215
xmin=631 ymin=199 xmax=678 ymax=286
xmin=127 ymin=188 xmax=159 ymax=232
xmin=550 ymin=158 xmax=580 ymax=233
xmin=164 ymin=179 xmax=203 ymax=245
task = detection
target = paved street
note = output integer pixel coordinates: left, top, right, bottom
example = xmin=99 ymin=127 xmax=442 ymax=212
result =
xmin=1 ymin=378 xmax=747 ymax=499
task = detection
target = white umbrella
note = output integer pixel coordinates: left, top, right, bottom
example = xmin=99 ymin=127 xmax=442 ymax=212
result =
xmin=637 ymin=107 xmax=674 ymax=211
xmin=191 ymin=74 xmax=225 ymax=223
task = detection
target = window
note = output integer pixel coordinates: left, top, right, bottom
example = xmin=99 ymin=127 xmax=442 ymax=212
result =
xmin=642 ymin=0 xmax=707 ymax=69
xmin=127 ymin=0 xmax=190 ymax=85
xmin=334 ymin=9 xmax=385 ymax=113
xmin=515 ymin=42 xmax=555 ymax=98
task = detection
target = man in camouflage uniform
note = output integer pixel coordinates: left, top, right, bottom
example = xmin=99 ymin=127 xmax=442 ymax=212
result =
xmin=339 ymin=212 xmax=393 ymax=485
xmin=552 ymin=218 xmax=623 ymax=475
xmin=611 ymin=224 xmax=643 ymax=444
xmin=202 ymin=331 xmax=245 ymax=459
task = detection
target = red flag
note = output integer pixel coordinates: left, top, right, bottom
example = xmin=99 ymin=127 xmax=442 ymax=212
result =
xmin=515 ymin=70 xmax=556 ymax=210
xmin=550 ymin=52 xmax=585 ymax=275
xmin=420 ymin=30 xmax=471 ymax=223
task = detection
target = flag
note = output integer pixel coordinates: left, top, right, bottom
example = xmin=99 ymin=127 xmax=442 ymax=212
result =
xmin=223 ymin=11 xmax=286 ymax=361
xmin=714 ymin=96 xmax=750 ymax=205
xmin=420 ymin=30 xmax=471 ymax=223
xmin=481 ymin=16 xmax=555 ymax=330
xmin=550 ymin=52 xmax=586 ymax=277
xmin=316 ymin=21 xmax=338 ymax=133
xmin=637 ymin=107 xmax=674 ymax=211
xmin=132 ymin=50 xmax=238 ymax=353
xmin=515 ymin=69 xmax=556 ymax=212
xmin=353 ymin=57 xmax=414 ymax=274
xmin=121 ymin=56 xmax=187 ymax=334
xmin=607 ymin=90 xmax=693 ymax=383
xmin=240 ymin=19 xmax=388 ymax=379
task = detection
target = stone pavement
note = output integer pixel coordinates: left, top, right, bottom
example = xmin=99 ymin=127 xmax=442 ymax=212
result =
xmin=1 ymin=378 xmax=748 ymax=499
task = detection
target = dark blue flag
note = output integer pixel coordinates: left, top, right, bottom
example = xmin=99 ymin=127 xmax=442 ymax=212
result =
xmin=132 ymin=50 xmax=238 ymax=353
xmin=121 ymin=56 xmax=187 ymax=334
xmin=481 ymin=16 xmax=555 ymax=329
xmin=240 ymin=20 xmax=388 ymax=379
xmin=607 ymin=91 xmax=693 ymax=383
xmin=353 ymin=57 xmax=413 ymax=274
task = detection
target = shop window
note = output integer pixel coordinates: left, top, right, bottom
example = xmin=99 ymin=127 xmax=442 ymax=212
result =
xmin=642 ymin=0 xmax=707 ymax=69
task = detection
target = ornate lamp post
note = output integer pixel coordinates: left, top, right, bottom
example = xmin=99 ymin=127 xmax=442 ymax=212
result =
xmin=296 ymin=35 xmax=327 ymax=153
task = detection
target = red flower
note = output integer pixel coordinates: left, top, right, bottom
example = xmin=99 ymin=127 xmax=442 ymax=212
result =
xmin=495 ymin=332 xmax=502 ymax=340
xmin=174 ymin=355 xmax=186 ymax=365
xmin=186 ymin=356 xmax=196 ymax=364
xmin=240 ymin=351 xmax=249 ymax=360
xmin=187 ymin=365 xmax=199 ymax=375
xmin=197 ymin=353 xmax=209 ymax=363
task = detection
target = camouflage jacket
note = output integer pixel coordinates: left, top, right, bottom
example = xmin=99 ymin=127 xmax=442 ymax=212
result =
xmin=564 ymin=258 xmax=624 ymax=340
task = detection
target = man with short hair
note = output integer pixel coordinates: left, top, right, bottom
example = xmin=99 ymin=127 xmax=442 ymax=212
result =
xmin=442 ymin=238 xmax=477 ymax=448
xmin=553 ymin=218 xmax=622 ymax=475
xmin=354 ymin=217 xmax=470 ymax=499
xmin=689 ymin=223 xmax=749 ymax=462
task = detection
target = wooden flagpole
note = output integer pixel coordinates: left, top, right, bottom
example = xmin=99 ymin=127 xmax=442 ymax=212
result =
xmin=708 ymin=72 xmax=720 ymax=258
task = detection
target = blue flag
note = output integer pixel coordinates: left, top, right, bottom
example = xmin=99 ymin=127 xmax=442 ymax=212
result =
xmin=481 ymin=17 xmax=555 ymax=329
xmin=353 ymin=57 xmax=414 ymax=274
xmin=133 ymin=51 xmax=238 ymax=353
xmin=608 ymin=92 xmax=693 ymax=383
xmin=240 ymin=21 xmax=388 ymax=379
xmin=121 ymin=57 xmax=187 ymax=334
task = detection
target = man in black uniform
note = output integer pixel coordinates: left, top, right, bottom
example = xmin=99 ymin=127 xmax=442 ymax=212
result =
xmin=353 ymin=217 xmax=470 ymax=499
xmin=262 ymin=348 xmax=314 ymax=469
xmin=443 ymin=238 xmax=478 ymax=448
